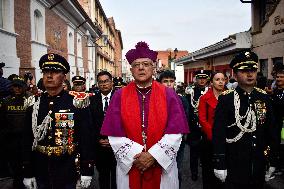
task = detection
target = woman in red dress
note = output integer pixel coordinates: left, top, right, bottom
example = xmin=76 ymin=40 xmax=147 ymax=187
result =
xmin=198 ymin=71 xmax=225 ymax=189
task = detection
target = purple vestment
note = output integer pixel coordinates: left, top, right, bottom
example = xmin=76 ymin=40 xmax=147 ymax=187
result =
xmin=101 ymin=86 xmax=189 ymax=137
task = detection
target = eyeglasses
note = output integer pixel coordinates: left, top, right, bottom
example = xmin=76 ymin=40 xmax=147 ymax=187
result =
xmin=131 ymin=62 xmax=153 ymax=69
xmin=98 ymin=79 xmax=111 ymax=85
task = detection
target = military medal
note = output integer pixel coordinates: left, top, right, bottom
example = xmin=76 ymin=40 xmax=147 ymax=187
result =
xmin=254 ymin=100 xmax=266 ymax=125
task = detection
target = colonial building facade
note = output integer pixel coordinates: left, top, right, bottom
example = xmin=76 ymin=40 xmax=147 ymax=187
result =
xmin=78 ymin=0 xmax=123 ymax=78
xmin=249 ymin=0 xmax=284 ymax=79
xmin=0 ymin=0 xmax=122 ymax=89
xmin=176 ymin=0 xmax=284 ymax=84
xmin=108 ymin=17 xmax=123 ymax=77
xmin=175 ymin=31 xmax=251 ymax=84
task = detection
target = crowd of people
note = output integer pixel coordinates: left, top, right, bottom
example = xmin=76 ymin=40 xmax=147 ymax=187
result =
xmin=0 ymin=42 xmax=283 ymax=189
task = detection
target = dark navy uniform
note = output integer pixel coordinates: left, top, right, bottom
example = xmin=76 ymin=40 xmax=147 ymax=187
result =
xmin=213 ymin=87 xmax=278 ymax=187
xmin=22 ymin=91 xmax=94 ymax=188
xmin=271 ymin=88 xmax=284 ymax=143
xmin=22 ymin=53 xmax=94 ymax=189
xmin=0 ymin=95 xmax=27 ymax=188
xmin=213 ymin=51 xmax=278 ymax=188
xmin=271 ymin=86 xmax=284 ymax=171
xmin=186 ymin=70 xmax=210 ymax=180
xmin=0 ymin=77 xmax=28 ymax=188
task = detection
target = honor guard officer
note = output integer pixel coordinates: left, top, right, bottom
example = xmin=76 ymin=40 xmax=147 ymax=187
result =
xmin=22 ymin=53 xmax=94 ymax=189
xmin=72 ymin=76 xmax=86 ymax=92
xmin=186 ymin=69 xmax=210 ymax=181
xmin=212 ymin=51 xmax=278 ymax=189
xmin=0 ymin=77 xmax=28 ymax=188
xmin=270 ymin=64 xmax=284 ymax=176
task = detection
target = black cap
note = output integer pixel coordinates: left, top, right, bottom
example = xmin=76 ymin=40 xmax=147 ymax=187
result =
xmin=230 ymin=51 xmax=258 ymax=70
xmin=0 ymin=62 xmax=5 ymax=68
xmin=8 ymin=74 xmax=19 ymax=81
xmin=39 ymin=53 xmax=70 ymax=74
xmin=194 ymin=70 xmax=211 ymax=79
xmin=72 ymin=76 xmax=86 ymax=84
xmin=11 ymin=77 xmax=27 ymax=87
xmin=113 ymin=77 xmax=125 ymax=88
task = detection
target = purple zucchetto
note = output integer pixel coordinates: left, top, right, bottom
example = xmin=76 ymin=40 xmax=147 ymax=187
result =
xmin=125 ymin=41 xmax=158 ymax=64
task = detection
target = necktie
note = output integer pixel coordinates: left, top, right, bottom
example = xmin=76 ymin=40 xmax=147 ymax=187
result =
xmin=104 ymin=96 xmax=109 ymax=113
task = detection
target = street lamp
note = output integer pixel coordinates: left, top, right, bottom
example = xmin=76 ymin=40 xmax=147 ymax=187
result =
xmin=168 ymin=48 xmax=178 ymax=71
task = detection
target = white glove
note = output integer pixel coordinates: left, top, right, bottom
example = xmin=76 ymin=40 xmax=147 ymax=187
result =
xmin=23 ymin=177 xmax=37 ymax=189
xmin=80 ymin=176 xmax=92 ymax=188
xmin=265 ymin=166 xmax=276 ymax=181
xmin=214 ymin=169 xmax=227 ymax=182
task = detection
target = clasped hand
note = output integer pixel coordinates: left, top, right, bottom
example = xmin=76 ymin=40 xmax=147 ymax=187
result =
xmin=133 ymin=152 xmax=156 ymax=173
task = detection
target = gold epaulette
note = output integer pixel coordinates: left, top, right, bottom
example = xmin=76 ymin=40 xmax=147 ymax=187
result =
xmin=221 ymin=89 xmax=234 ymax=95
xmin=69 ymin=91 xmax=90 ymax=108
xmin=23 ymin=95 xmax=36 ymax=109
xmin=254 ymin=87 xmax=267 ymax=94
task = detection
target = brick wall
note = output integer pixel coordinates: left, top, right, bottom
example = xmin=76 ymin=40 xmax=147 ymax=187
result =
xmin=45 ymin=9 xmax=68 ymax=59
xmin=157 ymin=50 xmax=189 ymax=68
xmin=109 ymin=17 xmax=123 ymax=77
xmin=45 ymin=8 xmax=74 ymax=80
xmin=15 ymin=0 xmax=32 ymax=77
xmin=114 ymin=30 xmax=122 ymax=77
xmin=82 ymin=36 xmax=88 ymax=72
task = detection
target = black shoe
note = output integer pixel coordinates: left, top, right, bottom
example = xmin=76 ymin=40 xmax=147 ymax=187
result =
xmin=191 ymin=174 xmax=198 ymax=181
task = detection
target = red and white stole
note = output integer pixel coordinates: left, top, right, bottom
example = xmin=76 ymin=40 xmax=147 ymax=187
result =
xmin=121 ymin=81 xmax=168 ymax=189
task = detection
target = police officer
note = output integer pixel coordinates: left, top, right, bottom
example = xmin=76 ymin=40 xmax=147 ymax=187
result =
xmin=0 ymin=77 xmax=28 ymax=188
xmin=22 ymin=53 xmax=94 ymax=189
xmin=186 ymin=69 xmax=210 ymax=181
xmin=72 ymin=76 xmax=86 ymax=92
xmin=213 ymin=51 xmax=278 ymax=189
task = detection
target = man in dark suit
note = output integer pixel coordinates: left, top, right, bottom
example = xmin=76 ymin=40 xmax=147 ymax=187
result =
xmin=90 ymin=71 xmax=116 ymax=189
